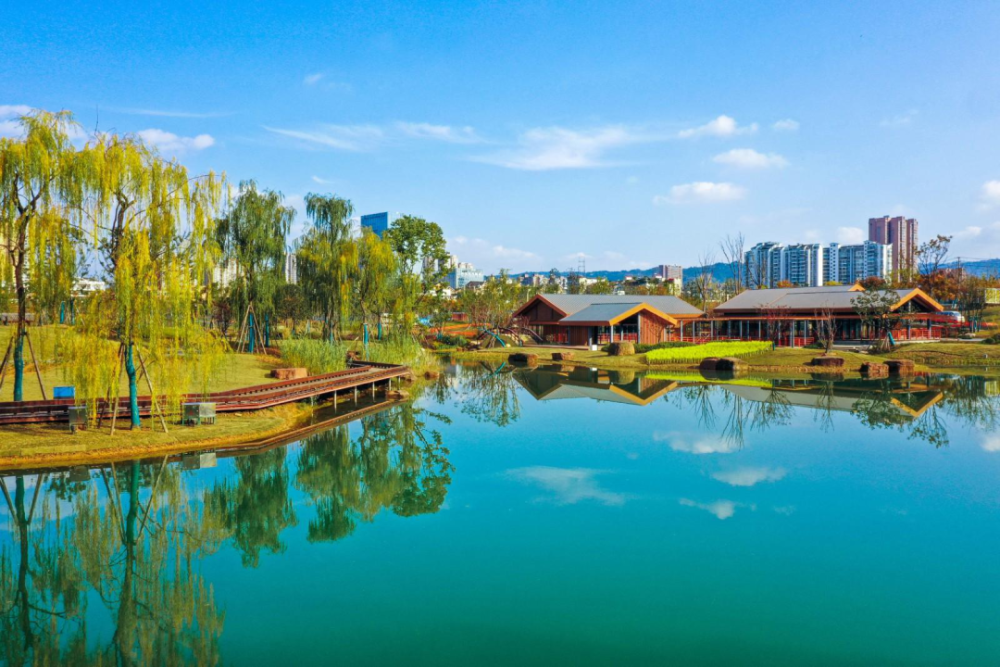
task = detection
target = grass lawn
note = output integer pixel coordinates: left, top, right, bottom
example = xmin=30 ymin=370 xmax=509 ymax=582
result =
xmin=450 ymin=344 xmax=886 ymax=372
xmin=885 ymin=341 xmax=1000 ymax=367
xmin=0 ymin=403 xmax=307 ymax=469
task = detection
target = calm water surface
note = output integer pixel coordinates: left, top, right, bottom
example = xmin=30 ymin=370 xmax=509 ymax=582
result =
xmin=2 ymin=363 xmax=1000 ymax=665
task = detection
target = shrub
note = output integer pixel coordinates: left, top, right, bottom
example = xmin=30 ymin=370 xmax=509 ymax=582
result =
xmin=646 ymin=341 xmax=771 ymax=364
xmin=983 ymin=332 xmax=1000 ymax=345
xmin=608 ymin=341 xmax=635 ymax=356
xmin=277 ymin=339 xmax=348 ymax=374
xmin=436 ymin=333 xmax=469 ymax=347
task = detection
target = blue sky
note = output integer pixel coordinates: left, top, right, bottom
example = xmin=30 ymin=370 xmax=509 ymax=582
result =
xmin=3 ymin=0 xmax=1000 ymax=273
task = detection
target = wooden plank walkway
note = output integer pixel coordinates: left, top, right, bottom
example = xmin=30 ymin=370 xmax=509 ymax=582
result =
xmin=0 ymin=361 xmax=412 ymax=425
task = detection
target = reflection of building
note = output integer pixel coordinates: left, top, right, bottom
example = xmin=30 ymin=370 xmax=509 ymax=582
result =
xmin=718 ymin=378 xmax=944 ymax=420
xmin=514 ymin=365 xmax=680 ymax=406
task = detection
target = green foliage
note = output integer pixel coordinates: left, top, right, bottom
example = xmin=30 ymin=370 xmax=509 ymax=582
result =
xmin=277 ymin=338 xmax=348 ymax=374
xmin=76 ymin=129 xmax=226 ymax=425
xmin=646 ymin=341 xmax=772 ymax=363
xmin=296 ymin=193 xmax=355 ymax=340
xmin=0 ymin=110 xmax=85 ymax=399
xmin=628 ymin=341 xmax=694 ymax=354
xmin=435 ymin=333 xmax=469 ymax=347
xmin=216 ymin=179 xmax=294 ymax=318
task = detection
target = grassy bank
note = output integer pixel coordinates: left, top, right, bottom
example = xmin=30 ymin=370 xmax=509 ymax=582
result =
xmin=0 ymin=403 xmax=311 ymax=469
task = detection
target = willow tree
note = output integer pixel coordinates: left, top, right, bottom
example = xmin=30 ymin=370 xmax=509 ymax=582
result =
xmin=295 ymin=193 xmax=355 ymax=342
xmin=73 ymin=132 xmax=224 ymax=429
xmin=0 ymin=110 xmax=85 ymax=401
xmin=215 ymin=180 xmax=292 ymax=352
xmin=350 ymin=228 xmax=398 ymax=348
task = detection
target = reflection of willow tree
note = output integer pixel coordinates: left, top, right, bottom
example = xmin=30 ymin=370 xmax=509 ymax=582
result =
xmin=669 ymin=384 xmax=793 ymax=449
xmin=0 ymin=461 xmax=226 ymax=665
xmin=459 ymin=363 xmax=522 ymax=427
xmin=719 ymin=387 xmax=793 ymax=449
xmin=295 ymin=403 xmax=453 ymax=543
xmin=854 ymin=376 xmax=1000 ymax=448
xmin=206 ymin=448 xmax=297 ymax=567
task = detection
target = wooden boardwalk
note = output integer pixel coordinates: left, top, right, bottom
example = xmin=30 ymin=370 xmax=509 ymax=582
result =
xmin=0 ymin=361 xmax=411 ymax=425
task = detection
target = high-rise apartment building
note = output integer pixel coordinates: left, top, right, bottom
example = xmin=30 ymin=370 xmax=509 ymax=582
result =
xmin=745 ymin=242 xmax=782 ymax=288
xmin=868 ymin=215 xmax=917 ymax=274
xmin=783 ymin=243 xmax=824 ymax=288
xmin=748 ymin=241 xmax=892 ymax=288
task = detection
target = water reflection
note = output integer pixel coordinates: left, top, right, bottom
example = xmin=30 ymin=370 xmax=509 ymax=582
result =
xmin=446 ymin=362 xmax=1000 ymax=451
xmin=0 ymin=401 xmax=450 ymax=665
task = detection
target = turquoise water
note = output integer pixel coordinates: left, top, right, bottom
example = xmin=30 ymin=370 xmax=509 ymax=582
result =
xmin=2 ymin=363 xmax=1000 ymax=665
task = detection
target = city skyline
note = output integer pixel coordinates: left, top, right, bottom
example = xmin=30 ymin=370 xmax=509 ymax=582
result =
xmin=4 ymin=1 xmax=1000 ymax=272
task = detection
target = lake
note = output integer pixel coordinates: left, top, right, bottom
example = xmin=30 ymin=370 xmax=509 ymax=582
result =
xmin=2 ymin=362 xmax=1000 ymax=665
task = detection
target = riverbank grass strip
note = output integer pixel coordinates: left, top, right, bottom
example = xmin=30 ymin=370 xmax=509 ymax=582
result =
xmin=646 ymin=341 xmax=772 ymax=364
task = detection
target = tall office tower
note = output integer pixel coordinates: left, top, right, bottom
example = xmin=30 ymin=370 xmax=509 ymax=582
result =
xmin=360 ymin=212 xmax=400 ymax=238
xmin=868 ymin=215 xmax=918 ymax=274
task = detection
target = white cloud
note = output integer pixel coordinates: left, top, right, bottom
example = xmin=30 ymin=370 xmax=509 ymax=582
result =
xmin=137 ymin=129 xmax=214 ymax=153
xmin=712 ymin=466 xmax=787 ymax=487
xmin=712 ymin=148 xmax=787 ymax=169
xmin=0 ymin=105 xmax=33 ymax=137
xmin=396 ymin=122 xmax=481 ymax=144
xmin=836 ymin=226 xmax=865 ymax=244
xmin=680 ymin=498 xmax=753 ymax=520
xmin=979 ymin=180 xmax=1000 ymax=210
xmin=475 ymin=125 xmax=650 ymax=170
xmin=654 ymin=182 xmax=747 ymax=205
xmin=303 ymin=73 xmax=324 ymax=85
xmin=506 ymin=466 xmax=626 ymax=506
xmin=880 ymin=109 xmax=918 ymax=128
xmin=491 ymin=244 xmax=539 ymax=260
xmin=678 ymin=115 xmax=757 ymax=139
xmin=655 ymin=431 xmax=737 ymax=454
xmin=982 ymin=435 xmax=1000 ymax=452
xmin=772 ymin=119 xmax=799 ymax=132
xmin=955 ymin=225 xmax=983 ymax=240
xmin=263 ymin=124 xmax=384 ymax=151
xmin=311 ymin=175 xmax=336 ymax=185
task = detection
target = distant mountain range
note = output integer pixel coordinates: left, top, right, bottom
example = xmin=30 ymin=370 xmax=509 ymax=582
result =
xmin=511 ymin=258 xmax=1000 ymax=283
xmin=511 ymin=262 xmax=736 ymax=283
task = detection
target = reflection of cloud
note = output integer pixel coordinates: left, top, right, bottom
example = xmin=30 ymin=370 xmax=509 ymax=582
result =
xmin=981 ymin=435 xmax=1000 ymax=452
xmin=654 ymin=431 xmax=736 ymax=454
xmin=712 ymin=466 xmax=787 ymax=487
xmin=680 ymin=498 xmax=753 ymax=520
xmin=506 ymin=466 xmax=626 ymax=506
xmin=773 ymin=505 xmax=796 ymax=516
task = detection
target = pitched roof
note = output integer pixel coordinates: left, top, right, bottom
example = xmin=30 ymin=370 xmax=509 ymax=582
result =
xmin=560 ymin=303 xmax=642 ymax=323
xmin=714 ymin=285 xmax=943 ymax=313
xmin=527 ymin=293 xmax=702 ymax=317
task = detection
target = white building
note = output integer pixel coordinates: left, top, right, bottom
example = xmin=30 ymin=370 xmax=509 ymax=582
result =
xmin=747 ymin=240 xmax=892 ymax=288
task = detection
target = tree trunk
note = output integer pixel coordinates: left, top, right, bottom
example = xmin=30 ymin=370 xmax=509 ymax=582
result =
xmin=13 ymin=262 xmax=26 ymax=402
xmin=247 ymin=310 xmax=256 ymax=353
xmin=15 ymin=475 xmax=34 ymax=651
xmin=125 ymin=341 xmax=141 ymax=429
